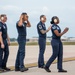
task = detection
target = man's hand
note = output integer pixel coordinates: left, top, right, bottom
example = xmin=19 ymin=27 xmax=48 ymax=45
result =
xmin=8 ymin=40 xmax=10 ymax=46
xmin=20 ymin=15 xmax=23 ymax=20
xmin=47 ymin=25 xmax=52 ymax=32
xmin=26 ymin=20 xmax=31 ymax=27
xmin=18 ymin=15 xmax=24 ymax=27
xmin=48 ymin=25 xmax=52 ymax=31
xmin=1 ymin=43 xmax=5 ymax=49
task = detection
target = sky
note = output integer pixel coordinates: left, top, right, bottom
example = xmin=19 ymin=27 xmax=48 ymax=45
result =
xmin=0 ymin=0 xmax=75 ymax=38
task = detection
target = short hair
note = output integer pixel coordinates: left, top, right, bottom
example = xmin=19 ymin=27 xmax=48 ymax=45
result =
xmin=0 ymin=14 xmax=6 ymax=17
xmin=40 ymin=15 xmax=45 ymax=19
xmin=21 ymin=12 xmax=27 ymax=15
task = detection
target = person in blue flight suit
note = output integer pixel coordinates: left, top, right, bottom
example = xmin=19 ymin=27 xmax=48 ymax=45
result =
xmin=0 ymin=14 xmax=10 ymax=71
xmin=15 ymin=13 xmax=31 ymax=72
xmin=37 ymin=15 xmax=51 ymax=68
xmin=44 ymin=16 xmax=69 ymax=72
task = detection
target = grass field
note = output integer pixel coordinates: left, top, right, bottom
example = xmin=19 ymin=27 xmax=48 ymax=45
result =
xmin=10 ymin=42 xmax=75 ymax=46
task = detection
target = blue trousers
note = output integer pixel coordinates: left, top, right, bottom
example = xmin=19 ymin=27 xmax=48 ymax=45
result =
xmin=0 ymin=40 xmax=9 ymax=68
xmin=45 ymin=39 xmax=63 ymax=70
xmin=38 ymin=37 xmax=46 ymax=67
xmin=15 ymin=36 xmax=26 ymax=69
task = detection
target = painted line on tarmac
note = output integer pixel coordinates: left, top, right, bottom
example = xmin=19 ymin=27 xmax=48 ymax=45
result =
xmin=0 ymin=57 xmax=75 ymax=73
xmin=8 ymin=57 xmax=75 ymax=70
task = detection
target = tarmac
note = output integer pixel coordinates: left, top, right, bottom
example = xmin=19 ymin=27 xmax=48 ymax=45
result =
xmin=0 ymin=45 xmax=75 ymax=75
xmin=1 ymin=61 xmax=75 ymax=75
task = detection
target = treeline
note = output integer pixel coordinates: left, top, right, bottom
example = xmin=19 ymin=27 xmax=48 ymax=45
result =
xmin=10 ymin=38 xmax=17 ymax=42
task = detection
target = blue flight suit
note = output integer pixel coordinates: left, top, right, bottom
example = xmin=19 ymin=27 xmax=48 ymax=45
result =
xmin=45 ymin=24 xmax=63 ymax=70
xmin=15 ymin=21 xmax=27 ymax=69
xmin=37 ymin=21 xmax=46 ymax=67
xmin=0 ymin=22 xmax=9 ymax=68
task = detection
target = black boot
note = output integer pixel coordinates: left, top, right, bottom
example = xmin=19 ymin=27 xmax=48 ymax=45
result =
xmin=20 ymin=67 xmax=29 ymax=72
xmin=15 ymin=68 xmax=20 ymax=71
xmin=2 ymin=67 xmax=10 ymax=71
xmin=0 ymin=68 xmax=4 ymax=72
xmin=38 ymin=65 xmax=45 ymax=69
xmin=44 ymin=67 xmax=51 ymax=72
xmin=58 ymin=69 xmax=67 ymax=73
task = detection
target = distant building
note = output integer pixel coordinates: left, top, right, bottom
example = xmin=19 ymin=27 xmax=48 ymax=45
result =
xmin=68 ymin=37 xmax=75 ymax=41
xmin=27 ymin=36 xmax=52 ymax=42
xmin=61 ymin=36 xmax=69 ymax=41
xmin=28 ymin=37 xmax=38 ymax=42
xmin=11 ymin=36 xmax=75 ymax=42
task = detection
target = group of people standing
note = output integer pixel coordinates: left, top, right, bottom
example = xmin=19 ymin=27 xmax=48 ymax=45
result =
xmin=0 ymin=12 xmax=69 ymax=73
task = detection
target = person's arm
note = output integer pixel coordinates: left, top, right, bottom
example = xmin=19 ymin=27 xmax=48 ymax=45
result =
xmin=40 ymin=26 xmax=51 ymax=34
xmin=54 ymin=27 xmax=69 ymax=37
xmin=26 ymin=20 xmax=31 ymax=27
xmin=0 ymin=32 xmax=4 ymax=48
xmin=18 ymin=15 xmax=23 ymax=27
xmin=40 ymin=30 xmax=49 ymax=34
xmin=7 ymin=34 xmax=10 ymax=46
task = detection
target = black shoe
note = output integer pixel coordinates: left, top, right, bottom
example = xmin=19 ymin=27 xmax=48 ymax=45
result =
xmin=15 ymin=68 xmax=20 ymax=71
xmin=38 ymin=66 xmax=45 ymax=69
xmin=0 ymin=68 xmax=4 ymax=72
xmin=44 ymin=67 xmax=51 ymax=72
xmin=2 ymin=67 xmax=10 ymax=71
xmin=58 ymin=69 xmax=67 ymax=73
xmin=20 ymin=67 xmax=29 ymax=72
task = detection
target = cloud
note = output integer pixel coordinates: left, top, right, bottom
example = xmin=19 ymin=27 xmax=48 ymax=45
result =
xmin=29 ymin=6 xmax=50 ymax=17
xmin=42 ymin=6 xmax=49 ymax=14
xmin=0 ymin=5 xmax=22 ymax=15
xmin=1 ymin=5 xmax=21 ymax=11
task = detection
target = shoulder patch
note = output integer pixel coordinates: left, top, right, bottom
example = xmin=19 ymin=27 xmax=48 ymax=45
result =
xmin=38 ymin=25 xmax=42 ymax=30
xmin=52 ymin=26 xmax=57 ymax=30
